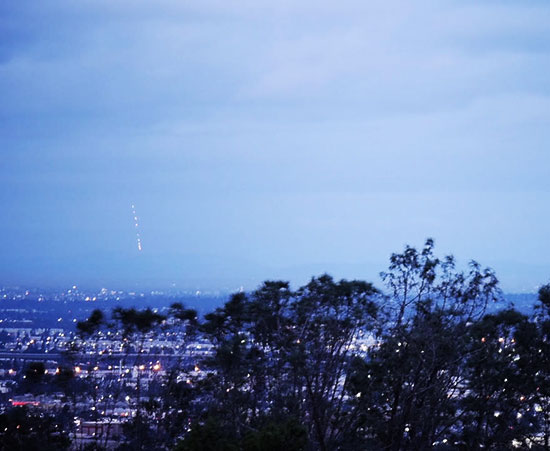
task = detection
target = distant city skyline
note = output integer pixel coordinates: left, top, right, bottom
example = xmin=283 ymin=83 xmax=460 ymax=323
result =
xmin=1 ymin=1 xmax=549 ymax=293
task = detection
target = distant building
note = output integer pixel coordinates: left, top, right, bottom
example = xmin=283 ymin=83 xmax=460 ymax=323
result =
xmin=79 ymin=420 xmax=123 ymax=439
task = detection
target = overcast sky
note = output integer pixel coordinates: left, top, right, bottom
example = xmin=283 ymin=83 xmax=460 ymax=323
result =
xmin=1 ymin=0 xmax=549 ymax=292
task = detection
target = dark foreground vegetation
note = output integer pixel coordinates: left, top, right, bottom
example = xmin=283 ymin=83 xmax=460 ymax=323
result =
xmin=2 ymin=239 xmax=550 ymax=450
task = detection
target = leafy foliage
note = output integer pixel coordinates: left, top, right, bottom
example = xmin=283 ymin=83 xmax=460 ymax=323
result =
xmin=0 ymin=407 xmax=71 ymax=451
xmin=14 ymin=240 xmax=550 ymax=451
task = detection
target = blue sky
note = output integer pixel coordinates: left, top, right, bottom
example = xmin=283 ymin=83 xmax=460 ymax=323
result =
xmin=1 ymin=1 xmax=549 ymax=292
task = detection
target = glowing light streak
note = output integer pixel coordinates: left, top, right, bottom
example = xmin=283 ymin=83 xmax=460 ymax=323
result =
xmin=131 ymin=204 xmax=143 ymax=251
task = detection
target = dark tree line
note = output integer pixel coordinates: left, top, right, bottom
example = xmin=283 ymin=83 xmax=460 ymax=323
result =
xmin=3 ymin=239 xmax=550 ymax=450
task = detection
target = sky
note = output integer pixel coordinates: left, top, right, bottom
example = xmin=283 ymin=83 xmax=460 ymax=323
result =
xmin=1 ymin=0 xmax=549 ymax=293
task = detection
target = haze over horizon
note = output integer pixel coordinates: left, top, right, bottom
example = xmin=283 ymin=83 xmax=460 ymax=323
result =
xmin=1 ymin=1 xmax=549 ymax=293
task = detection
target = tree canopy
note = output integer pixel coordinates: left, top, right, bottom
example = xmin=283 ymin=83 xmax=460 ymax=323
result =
xmin=5 ymin=240 xmax=550 ymax=450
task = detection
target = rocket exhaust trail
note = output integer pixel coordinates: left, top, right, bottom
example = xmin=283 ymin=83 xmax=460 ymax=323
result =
xmin=131 ymin=204 xmax=143 ymax=251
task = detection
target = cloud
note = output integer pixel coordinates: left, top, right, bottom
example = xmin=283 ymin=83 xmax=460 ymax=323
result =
xmin=2 ymin=0 xmax=549 ymax=116
xmin=1 ymin=0 xmax=549 ymax=290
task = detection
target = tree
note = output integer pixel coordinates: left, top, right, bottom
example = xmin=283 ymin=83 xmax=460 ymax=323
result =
xmin=55 ymin=239 xmax=550 ymax=450
xmin=511 ymin=283 xmax=550 ymax=449
xmin=76 ymin=304 xmax=199 ymax=450
xmin=75 ymin=307 xmax=167 ymax=450
xmin=350 ymin=239 xmax=501 ymax=450
xmin=0 ymin=407 xmax=71 ymax=451
xmin=174 ymin=417 xmax=307 ymax=451
xmin=198 ymin=275 xmax=380 ymax=450
xmin=457 ymin=309 xmax=538 ymax=449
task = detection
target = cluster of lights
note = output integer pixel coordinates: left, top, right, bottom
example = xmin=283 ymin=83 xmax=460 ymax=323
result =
xmin=131 ymin=204 xmax=142 ymax=252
